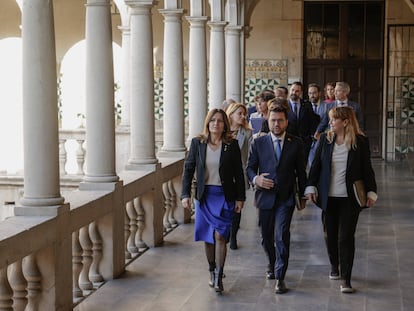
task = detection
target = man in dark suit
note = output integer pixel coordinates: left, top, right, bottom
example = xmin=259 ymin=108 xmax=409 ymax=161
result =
xmin=315 ymin=81 xmax=363 ymax=138
xmin=307 ymin=83 xmax=325 ymax=168
xmin=247 ymin=103 xmax=307 ymax=294
xmin=287 ymin=81 xmax=316 ymax=161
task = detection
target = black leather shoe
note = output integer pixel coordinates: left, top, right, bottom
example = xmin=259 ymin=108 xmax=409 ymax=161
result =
xmin=230 ymin=239 xmax=238 ymax=250
xmin=275 ymin=279 xmax=288 ymax=294
xmin=266 ymin=270 xmax=275 ymax=280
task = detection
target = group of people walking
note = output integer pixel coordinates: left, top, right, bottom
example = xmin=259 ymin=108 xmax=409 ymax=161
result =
xmin=180 ymin=81 xmax=378 ymax=296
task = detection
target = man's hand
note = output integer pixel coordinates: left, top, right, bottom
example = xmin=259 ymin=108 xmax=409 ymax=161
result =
xmin=255 ymin=173 xmax=274 ymax=189
xmin=313 ymin=131 xmax=320 ymax=141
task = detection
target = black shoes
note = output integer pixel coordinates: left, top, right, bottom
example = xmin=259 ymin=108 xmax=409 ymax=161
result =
xmin=275 ymin=279 xmax=288 ymax=294
xmin=214 ymin=268 xmax=224 ymax=294
xmin=209 ymin=271 xmax=215 ymax=288
xmin=340 ymin=279 xmax=355 ymax=293
xmin=230 ymin=239 xmax=238 ymax=250
xmin=266 ymin=264 xmax=275 ymax=279
xmin=340 ymin=284 xmax=355 ymax=293
xmin=329 ymin=266 xmax=341 ymax=280
xmin=266 ymin=270 xmax=275 ymax=280
xmin=329 ymin=271 xmax=341 ymax=280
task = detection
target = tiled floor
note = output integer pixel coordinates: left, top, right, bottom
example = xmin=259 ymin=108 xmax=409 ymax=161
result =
xmin=75 ymin=161 xmax=414 ymax=311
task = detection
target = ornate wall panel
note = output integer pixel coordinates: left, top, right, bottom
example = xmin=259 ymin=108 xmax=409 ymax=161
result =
xmin=153 ymin=59 xmax=288 ymax=120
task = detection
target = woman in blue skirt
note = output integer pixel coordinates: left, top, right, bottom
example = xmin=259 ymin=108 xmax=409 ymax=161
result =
xmin=181 ymin=108 xmax=246 ymax=294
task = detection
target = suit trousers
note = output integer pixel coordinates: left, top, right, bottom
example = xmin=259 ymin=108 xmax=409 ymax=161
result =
xmin=322 ymin=197 xmax=360 ymax=284
xmin=259 ymin=202 xmax=295 ymax=280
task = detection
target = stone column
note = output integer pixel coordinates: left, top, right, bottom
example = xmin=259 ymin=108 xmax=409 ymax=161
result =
xmin=119 ymin=26 xmax=131 ymax=127
xmin=186 ymin=16 xmax=208 ymax=142
xmin=158 ymin=8 xmax=186 ymax=157
xmin=208 ymin=21 xmax=227 ymax=109
xmin=19 ymin=0 xmax=64 ymax=209
xmin=125 ymin=0 xmax=158 ymax=169
xmin=19 ymin=3 xmax=71 ymax=309
xmin=82 ymin=0 xmax=119 ymax=184
xmin=225 ymin=25 xmax=243 ymax=102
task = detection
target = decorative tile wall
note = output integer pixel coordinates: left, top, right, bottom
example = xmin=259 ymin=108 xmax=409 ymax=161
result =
xmin=153 ymin=59 xmax=288 ymax=120
xmin=390 ymin=77 xmax=414 ymax=155
xmin=244 ymin=59 xmax=288 ymax=107
xmin=387 ymin=25 xmax=414 ymax=160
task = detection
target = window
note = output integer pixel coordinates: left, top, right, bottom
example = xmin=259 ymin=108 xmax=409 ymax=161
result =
xmin=304 ymin=2 xmax=384 ymax=60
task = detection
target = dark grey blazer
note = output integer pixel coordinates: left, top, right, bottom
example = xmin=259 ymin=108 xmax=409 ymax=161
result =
xmin=181 ymin=137 xmax=246 ymax=202
xmin=307 ymin=133 xmax=377 ymax=210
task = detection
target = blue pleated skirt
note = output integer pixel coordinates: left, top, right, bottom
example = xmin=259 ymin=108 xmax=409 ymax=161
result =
xmin=194 ymin=185 xmax=235 ymax=244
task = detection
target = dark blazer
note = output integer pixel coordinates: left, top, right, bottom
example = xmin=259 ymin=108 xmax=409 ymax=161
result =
xmin=317 ymin=100 xmax=363 ymax=133
xmin=246 ymin=133 xmax=307 ymax=210
xmin=288 ymin=100 xmax=317 ymax=156
xmin=181 ymin=137 xmax=246 ymax=202
xmin=307 ymin=133 xmax=377 ymax=210
xmin=288 ymin=100 xmax=316 ymax=138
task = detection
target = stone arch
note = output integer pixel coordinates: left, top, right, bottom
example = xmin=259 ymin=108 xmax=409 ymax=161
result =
xmin=0 ymin=37 xmax=23 ymax=173
xmin=243 ymin=0 xmax=260 ymax=37
xmin=59 ymin=40 xmax=122 ymax=129
xmin=0 ymin=0 xmax=21 ymax=39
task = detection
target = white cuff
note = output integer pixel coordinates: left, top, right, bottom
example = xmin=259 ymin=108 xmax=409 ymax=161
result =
xmin=367 ymin=191 xmax=378 ymax=202
xmin=304 ymin=186 xmax=317 ymax=196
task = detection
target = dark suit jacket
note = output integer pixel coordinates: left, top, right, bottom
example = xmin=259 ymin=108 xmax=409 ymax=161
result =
xmin=307 ymin=133 xmax=377 ymax=210
xmin=181 ymin=137 xmax=246 ymax=202
xmin=246 ymin=133 xmax=307 ymax=210
xmin=317 ymin=100 xmax=363 ymax=133
xmin=288 ymin=100 xmax=317 ymax=154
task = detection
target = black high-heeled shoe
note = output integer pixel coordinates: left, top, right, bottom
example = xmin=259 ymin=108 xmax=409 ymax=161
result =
xmin=214 ymin=268 xmax=224 ymax=293
xmin=209 ymin=270 xmax=215 ymax=287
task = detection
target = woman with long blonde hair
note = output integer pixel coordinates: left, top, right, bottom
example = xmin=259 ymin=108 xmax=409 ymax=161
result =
xmin=305 ymin=106 xmax=377 ymax=293
xmin=226 ymin=102 xmax=253 ymax=249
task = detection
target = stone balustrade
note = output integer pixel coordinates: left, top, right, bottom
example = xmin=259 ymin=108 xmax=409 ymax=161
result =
xmin=0 ymin=129 xmax=189 ymax=310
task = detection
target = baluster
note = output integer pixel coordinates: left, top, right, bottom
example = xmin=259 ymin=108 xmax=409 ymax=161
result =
xmin=167 ymin=180 xmax=178 ymax=227
xmin=9 ymin=259 xmax=27 ymax=311
xmin=72 ymin=230 xmax=83 ymax=298
xmin=0 ymin=266 xmax=13 ymax=311
xmin=79 ymin=225 xmax=93 ymax=292
xmin=126 ymin=200 xmax=138 ymax=254
xmin=89 ymin=221 xmax=104 ymax=283
xmin=23 ymin=254 xmax=41 ymax=311
xmin=124 ymin=212 xmax=132 ymax=260
xmin=134 ymin=197 xmax=147 ymax=250
xmin=75 ymin=139 xmax=85 ymax=175
xmin=58 ymin=138 xmax=67 ymax=176
xmin=162 ymin=182 xmax=172 ymax=232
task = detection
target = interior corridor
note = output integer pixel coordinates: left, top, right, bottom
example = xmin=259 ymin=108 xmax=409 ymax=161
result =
xmin=75 ymin=160 xmax=414 ymax=311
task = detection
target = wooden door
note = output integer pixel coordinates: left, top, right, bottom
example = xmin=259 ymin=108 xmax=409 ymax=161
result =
xmin=303 ymin=1 xmax=384 ymax=157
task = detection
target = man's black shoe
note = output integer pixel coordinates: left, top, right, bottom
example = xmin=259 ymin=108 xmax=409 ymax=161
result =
xmin=275 ymin=279 xmax=288 ymax=294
